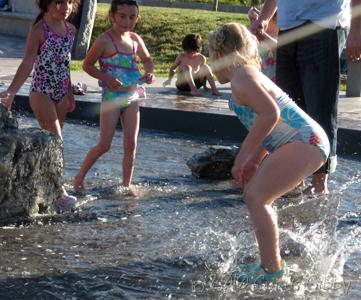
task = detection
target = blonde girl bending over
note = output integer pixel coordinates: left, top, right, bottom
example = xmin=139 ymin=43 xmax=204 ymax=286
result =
xmin=209 ymin=23 xmax=329 ymax=284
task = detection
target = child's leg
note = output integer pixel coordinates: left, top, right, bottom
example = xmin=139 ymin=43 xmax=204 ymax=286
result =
xmin=29 ymin=92 xmax=64 ymax=139
xmin=73 ymin=101 xmax=120 ymax=192
xmin=30 ymin=92 xmax=74 ymax=198
xmin=199 ymin=65 xmax=221 ymax=95
xmin=120 ymin=103 xmax=140 ymax=187
xmin=179 ymin=65 xmax=202 ymax=96
xmin=243 ymin=142 xmax=324 ymax=273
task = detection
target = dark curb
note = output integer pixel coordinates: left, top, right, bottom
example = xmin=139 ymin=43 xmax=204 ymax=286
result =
xmin=12 ymin=95 xmax=361 ymax=158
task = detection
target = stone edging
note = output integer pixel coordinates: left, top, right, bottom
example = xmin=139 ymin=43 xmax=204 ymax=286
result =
xmin=12 ymin=95 xmax=361 ymax=158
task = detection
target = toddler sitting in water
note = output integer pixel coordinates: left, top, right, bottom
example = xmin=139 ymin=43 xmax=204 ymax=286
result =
xmin=163 ymin=33 xmax=220 ymax=97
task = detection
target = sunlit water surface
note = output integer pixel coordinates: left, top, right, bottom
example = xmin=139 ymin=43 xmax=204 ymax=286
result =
xmin=0 ymin=116 xmax=360 ymax=299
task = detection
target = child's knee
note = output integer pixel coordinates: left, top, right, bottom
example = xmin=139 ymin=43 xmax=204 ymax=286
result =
xmin=243 ymin=189 xmax=261 ymax=210
xmin=96 ymin=143 xmax=111 ymax=155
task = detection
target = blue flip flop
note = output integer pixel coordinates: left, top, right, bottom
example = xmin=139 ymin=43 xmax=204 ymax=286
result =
xmin=232 ymin=261 xmax=286 ymax=284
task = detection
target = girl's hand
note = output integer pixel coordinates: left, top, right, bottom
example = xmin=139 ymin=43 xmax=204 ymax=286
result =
xmin=255 ymin=28 xmax=266 ymax=41
xmin=249 ymin=18 xmax=268 ymax=36
xmin=232 ymin=156 xmax=258 ymax=188
xmin=163 ymin=78 xmax=171 ymax=87
xmin=0 ymin=90 xmax=15 ymax=110
xmin=141 ymin=73 xmax=155 ymax=84
xmin=106 ymin=77 xmax=123 ymax=90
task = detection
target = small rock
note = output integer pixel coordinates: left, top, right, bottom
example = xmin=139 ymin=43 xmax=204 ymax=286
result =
xmin=186 ymin=146 xmax=239 ymax=180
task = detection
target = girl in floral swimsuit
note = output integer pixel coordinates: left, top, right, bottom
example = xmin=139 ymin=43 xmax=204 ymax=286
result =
xmin=73 ymin=0 xmax=154 ymax=196
xmin=209 ymin=23 xmax=329 ymax=284
xmin=0 ymin=0 xmax=79 ymax=211
xmin=31 ymin=18 xmax=74 ymax=102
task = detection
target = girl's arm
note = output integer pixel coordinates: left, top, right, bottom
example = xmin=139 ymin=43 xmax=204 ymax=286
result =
xmin=249 ymin=0 xmax=277 ymax=35
xmin=258 ymin=31 xmax=277 ymax=50
xmin=163 ymin=55 xmax=181 ymax=86
xmin=232 ymin=67 xmax=279 ymax=166
xmin=82 ymin=35 xmax=122 ymax=89
xmin=231 ymin=68 xmax=278 ymax=186
xmin=232 ymin=144 xmax=268 ymax=187
xmin=133 ymin=33 xmax=154 ymax=84
xmin=1 ymin=25 xmax=41 ymax=109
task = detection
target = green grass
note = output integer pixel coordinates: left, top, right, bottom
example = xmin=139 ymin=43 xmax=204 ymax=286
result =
xmin=167 ymin=0 xmax=246 ymax=4
xmin=70 ymin=4 xmax=347 ymax=92
xmin=70 ymin=4 xmax=248 ymax=76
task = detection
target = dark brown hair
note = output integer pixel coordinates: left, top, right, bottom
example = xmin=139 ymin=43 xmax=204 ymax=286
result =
xmin=182 ymin=34 xmax=202 ymax=52
xmin=34 ymin=0 xmax=79 ymax=24
xmin=109 ymin=0 xmax=139 ymax=16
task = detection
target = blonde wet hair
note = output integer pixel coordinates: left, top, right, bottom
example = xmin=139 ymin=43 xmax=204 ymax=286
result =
xmin=209 ymin=23 xmax=261 ymax=70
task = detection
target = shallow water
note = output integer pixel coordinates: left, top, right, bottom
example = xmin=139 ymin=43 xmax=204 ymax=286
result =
xmin=0 ymin=116 xmax=360 ymax=299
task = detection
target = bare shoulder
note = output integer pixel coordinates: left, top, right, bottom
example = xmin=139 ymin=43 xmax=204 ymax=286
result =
xmin=231 ymin=66 xmax=257 ymax=100
xmin=197 ymin=53 xmax=206 ymax=63
xmin=88 ymin=31 xmax=111 ymax=55
xmin=177 ymin=52 xmax=186 ymax=61
xmin=242 ymin=65 xmax=260 ymax=77
xmin=179 ymin=52 xmax=186 ymax=58
xmin=24 ymin=21 xmax=45 ymax=48
xmin=94 ymin=31 xmax=112 ymax=48
xmin=30 ymin=21 xmax=45 ymax=39
xmin=97 ymin=31 xmax=111 ymax=42
xmin=235 ymin=66 xmax=256 ymax=85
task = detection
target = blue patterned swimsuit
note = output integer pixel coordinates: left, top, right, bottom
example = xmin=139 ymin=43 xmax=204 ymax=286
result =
xmin=99 ymin=31 xmax=144 ymax=111
xmin=229 ymin=90 xmax=330 ymax=160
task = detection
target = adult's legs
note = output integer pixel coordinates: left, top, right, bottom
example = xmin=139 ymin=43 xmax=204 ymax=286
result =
xmin=120 ymin=103 xmax=140 ymax=187
xmin=73 ymin=100 xmax=120 ymax=192
xmin=297 ymin=26 xmax=341 ymax=193
xmin=276 ymin=25 xmax=342 ymax=194
xmin=243 ymin=142 xmax=324 ymax=273
xmin=276 ymin=31 xmax=304 ymax=108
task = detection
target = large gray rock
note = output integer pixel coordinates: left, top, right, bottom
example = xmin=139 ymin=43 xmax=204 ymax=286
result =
xmin=186 ymin=146 xmax=238 ymax=180
xmin=0 ymin=105 xmax=63 ymax=223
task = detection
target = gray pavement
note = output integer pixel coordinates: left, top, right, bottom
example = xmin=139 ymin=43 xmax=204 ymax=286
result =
xmin=0 ymin=33 xmax=360 ymax=130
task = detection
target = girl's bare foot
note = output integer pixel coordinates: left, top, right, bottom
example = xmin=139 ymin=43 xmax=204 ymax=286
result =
xmin=123 ymin=185 xmax=143 ymax=197
xmin=73 ymin=176 xmax=86 ymax=194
